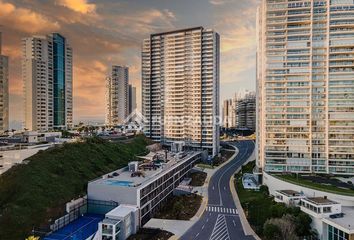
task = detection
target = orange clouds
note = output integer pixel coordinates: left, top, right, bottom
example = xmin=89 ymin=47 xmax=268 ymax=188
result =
xmin=0 ymin=1 xmax=60 ymax=33
xmin=1 ymin=0 xmax=259 ymax=125
xmin=56 ymin=0 xmax=96 ymax=14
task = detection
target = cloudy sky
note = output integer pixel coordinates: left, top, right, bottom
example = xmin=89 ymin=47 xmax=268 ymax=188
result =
xmin=0 ymin=0 xmax=259 ymax=127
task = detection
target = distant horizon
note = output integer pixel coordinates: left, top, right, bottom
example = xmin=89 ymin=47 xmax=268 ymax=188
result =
xmin=0 ymin=0 xmax=259 ymax=124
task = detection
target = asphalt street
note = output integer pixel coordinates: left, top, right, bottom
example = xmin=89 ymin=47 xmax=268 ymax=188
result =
xmin=181 ymin=140 xmax=255 ymax=240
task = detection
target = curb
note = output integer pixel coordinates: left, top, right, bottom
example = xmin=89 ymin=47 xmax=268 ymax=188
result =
xmin=229 ymin=145 xmax=261 ymax=240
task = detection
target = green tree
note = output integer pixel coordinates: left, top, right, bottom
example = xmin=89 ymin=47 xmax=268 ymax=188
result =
xmin=270 ymin=203 xmax=287 ymax=218
xmin=294 ymin=212 xmax=313 ymax=237
xmin=263 ymin=223 xmax=282 ymax=240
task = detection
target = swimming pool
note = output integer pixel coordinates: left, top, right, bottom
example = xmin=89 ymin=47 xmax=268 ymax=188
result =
xmin=104 ymin=180 xmax=134 ymax=187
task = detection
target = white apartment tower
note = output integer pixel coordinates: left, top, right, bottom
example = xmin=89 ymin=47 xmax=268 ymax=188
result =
xmin=105 ymin=66 xmax=129 ymax=126
xmin=257 ymin=0 xmax=354 ymax=175
xmin=22 ymin=33 xmax=73 ymax=131
xmin=0 ymin=32 xmax=9 ymax=132
xmin=142 ymin=27 xmax=220 ymax=157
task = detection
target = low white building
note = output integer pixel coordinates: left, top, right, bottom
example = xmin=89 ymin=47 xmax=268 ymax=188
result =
xmin=300 ymin=197 xmax=343 ymax=240
xmin=322 ymin=207 xmax=354 ymax=240
xmin=274 ymin=190 xmax=306 ymax=206
xmin=22 ymin=131 xmax=38 ymax=143
xmin=97 ymin=205 xmax=139 ymax=240
xmin=88 ymin=151 xmax=202 ymax=226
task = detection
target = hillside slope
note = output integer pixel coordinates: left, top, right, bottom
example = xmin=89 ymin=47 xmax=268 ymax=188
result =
xmin=0 ymin=135 xmax=149 ymax=239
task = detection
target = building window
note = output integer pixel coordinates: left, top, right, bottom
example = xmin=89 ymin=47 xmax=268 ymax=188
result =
xmin=328 ymin=225 xmax=349 ymax=240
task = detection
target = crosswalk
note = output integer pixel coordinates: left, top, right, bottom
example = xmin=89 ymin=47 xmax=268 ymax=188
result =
xmin=206 ymin=206 xmax=238 ymax=215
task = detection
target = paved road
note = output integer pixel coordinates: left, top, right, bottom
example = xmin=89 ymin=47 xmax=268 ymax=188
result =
xmin=181 ymin=140 xmax=255 ymax=240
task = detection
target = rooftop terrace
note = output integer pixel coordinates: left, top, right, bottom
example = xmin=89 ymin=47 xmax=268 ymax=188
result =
xmin=277 ymin=190 xmax=303 ymax=197
xmin=89 ymin=151 xmax=200 ymax=188
xmin=324 ymin=207 xmax=354 ymax=233
xmin=304 ymin=197 xmax=338 ymax=206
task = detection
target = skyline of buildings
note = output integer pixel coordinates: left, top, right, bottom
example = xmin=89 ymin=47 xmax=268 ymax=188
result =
xmin=222 ymin=91 xmax=256 ymax=131
xmin=22 ymin=33 xmax=73 ymax=131
xmin=142 ymin=27 xmax=220 ymax=157
xmin=0 ymin=32 xmax=9 ymax=132
xmin=256 ymin=0 xmax=354 ymax=175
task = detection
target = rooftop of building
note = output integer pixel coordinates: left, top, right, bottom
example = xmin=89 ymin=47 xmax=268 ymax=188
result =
xmin=89 ymin=150 xmax=200 ymax=189
xmin=276 ymin=190 xmax=304 ymax=197
xmin=303 ymin=197 xmax=338 ymax=206
xmin=102 ymin=218 xmax=120 ymax=225
xmin=106 ymin=204 xmax=138 ymax=219
xmin=324 ymin=207 xmax=354 ymax=233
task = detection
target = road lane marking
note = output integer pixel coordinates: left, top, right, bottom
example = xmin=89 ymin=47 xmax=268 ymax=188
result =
xmin=209 ymin=214 xmax=230 ymax=240
xmin=233 ymin=220 xmax=236 ymax=227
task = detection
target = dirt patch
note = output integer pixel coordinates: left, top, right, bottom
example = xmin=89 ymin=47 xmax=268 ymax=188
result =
xmin=127 ymin=228 xmax=173 ymax=240
xmin=155 ymin=194 xmax=202 ymax=220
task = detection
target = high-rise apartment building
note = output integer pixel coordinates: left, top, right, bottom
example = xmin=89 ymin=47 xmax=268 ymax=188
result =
xmin=223 ymin=99 xmax=233 ymax=128
xmin=236 ymin=92 xmax=256 ymax=131
xmin=0 ymin=33 xmax=9 ymax=132
xmin=22 ymin=33 xmax=73 ymax=131
xmin=105 ymin=66 xmax=129 ymax=125
xmin=142 ymin=27 xmax=220 ymax=157
xmin=257 ymin=0 xmax=354 ymax=175
xmin=128 ymin=84 xmax=137 ymax=115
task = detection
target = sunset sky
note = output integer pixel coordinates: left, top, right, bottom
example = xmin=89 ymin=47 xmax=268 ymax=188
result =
xmin=0 ymin=0 xmax=259 ymax=127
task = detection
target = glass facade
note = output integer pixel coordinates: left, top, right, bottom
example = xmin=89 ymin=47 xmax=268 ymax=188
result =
xmin=257 ymin=0 xmax=354 ymax=174
xmin=53 ymin=33 xmax=66 ymax=127
xmin=328 ymin=225 xmax=349 ymax=240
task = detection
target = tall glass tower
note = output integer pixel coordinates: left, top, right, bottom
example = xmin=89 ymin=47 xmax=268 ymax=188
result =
xmin=53 ymin=33 xmax=66 ymax=128
xmin=257 ymin=0 xmax=354 ymax=175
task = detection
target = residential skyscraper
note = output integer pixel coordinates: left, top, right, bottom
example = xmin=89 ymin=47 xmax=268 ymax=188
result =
xmin=257 ymin=0 xmax=354 ymax=175
xmin=142 ymin=27 xmax=220 ymax=157
xmin=236 ymin=92 xmax=256 ymax=132
xmin=105 ymin=66 xmax=129 ymax=125
xmin=128 ymin=84 xmax=137 ymax=115
xmin=22 ymin=33 xmax=73 ymax=131
xmin=0 ymin=32 xmax=9 ymax=132
xmin=223 ymin=99 xmax=233 ymax=128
